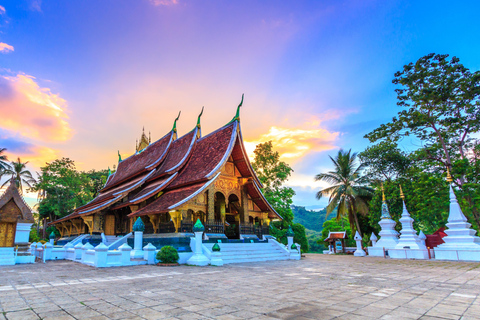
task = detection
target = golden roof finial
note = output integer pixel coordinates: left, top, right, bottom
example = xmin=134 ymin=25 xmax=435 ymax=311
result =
xmin=399 ymin=184 xmax=405 ymax=200
xmin=149 ymin=131 xmax=151 ymax=143
xmin=446 ymin=167 xmax=453 ymax=183
xmin=381 ymin=183 xmax=386 ymax=202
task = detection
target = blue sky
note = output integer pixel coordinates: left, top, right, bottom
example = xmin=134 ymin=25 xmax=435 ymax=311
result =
xmin=0 ymin=0 xmax=479 ymax=209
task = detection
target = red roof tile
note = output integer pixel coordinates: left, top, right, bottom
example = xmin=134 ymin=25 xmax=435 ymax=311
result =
xmin=169 ymin=122 xmax=236 ymax=189
xmin=129 ymin=181 xmax=208 ymax=217
xmin=244 ymin=180 xmax=282 ymax=219
xmin=149 ymin=129 xmax=196 ymax=181
xmin=103 ymin=131 xmax=173 ymax=190
xmin=130 ymin=174 xmax=176 ymax=204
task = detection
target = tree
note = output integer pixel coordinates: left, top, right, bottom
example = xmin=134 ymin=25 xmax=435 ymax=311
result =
xmin=365 ymin=53 xmax=480 ymax=185
xmin=252 ymin=141 xmax=308 ymax=252
xmin=33 ymin=158 xmax=108 ymax=221
xmin=0 ymin=148 xmax=8 ymax=171
xmin=315 ymin=149 xmax=373 ymax=237
xmin=359 ymin=141 xmax=411 ymax=181
xmin=1 ymin=157 xmax=36 ymax=193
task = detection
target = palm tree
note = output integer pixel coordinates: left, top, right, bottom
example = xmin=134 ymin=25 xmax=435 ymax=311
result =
xmin=2 ymin=157 xmax=36 ymax=193
xmin=0 ymin=148 xmax=9 ymax=172
xmin=315 ymin=149 xmax=373 ymax=236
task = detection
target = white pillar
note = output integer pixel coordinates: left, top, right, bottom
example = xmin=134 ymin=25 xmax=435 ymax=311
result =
xmin=210 ymin=243 xmax=223 ymax=266
xmin=119 ymin=243 xmax=132 ymax=265
xmin=94 ymin=243 xmax=108 ymax=267
xmin=49 ymin=232 xmax=56 ymax=246
xmin=30 ymin=242 xmax=37 ymax=255
xmin=187 ymin=219 xmax=209 ymax=266
xmin=418 ymin=231 xmax=427 ymax=247
xmin=286 ymin=226 xmax=295 ymax=251
xmin=354 ymin=231 xmax=366 ymax=257
xmin=143 ymin=243 xmax=156 ymax=265
xmin=131 ymin=217 xmax=145 ymax=259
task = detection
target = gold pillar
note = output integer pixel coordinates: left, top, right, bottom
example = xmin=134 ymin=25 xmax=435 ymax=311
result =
xmin=207 ymin=188 xmax=215 ymax=221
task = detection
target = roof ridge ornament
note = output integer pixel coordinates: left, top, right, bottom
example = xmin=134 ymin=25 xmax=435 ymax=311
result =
xmin=118 ymin=150 xmax=122 ymax=162
xmin=172 ymin=111 xmax=181 ymax=140
xmin=228 ymin=93 xmax=244 ymax=124
xmin=196 ymin=106 xmax=204 ymax=138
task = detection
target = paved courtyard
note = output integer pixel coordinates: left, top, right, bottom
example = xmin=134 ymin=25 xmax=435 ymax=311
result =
xmin=1 ymin=255 xmax=479 ymax=320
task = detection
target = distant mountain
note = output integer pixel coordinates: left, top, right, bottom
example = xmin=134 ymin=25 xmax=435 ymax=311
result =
xmin=292 ymin=205 xmax=328 ymax=232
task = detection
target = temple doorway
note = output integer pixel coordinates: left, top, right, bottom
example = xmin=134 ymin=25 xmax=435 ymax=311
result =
xmin=104 ymin=215 xmax=115 ymax=235
xmin=0 ymin=222 xmax=16 ymax=247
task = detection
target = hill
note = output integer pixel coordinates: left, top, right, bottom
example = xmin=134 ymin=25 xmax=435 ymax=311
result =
xmin=292 ymin=205 xmax=328 ymax=232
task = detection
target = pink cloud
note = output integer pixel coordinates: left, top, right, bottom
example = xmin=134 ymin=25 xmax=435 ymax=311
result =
xmin=0 ymin=43 xmax=14 ymax=53
xmin=0 ymin=6 xmax=5 ymax=15
xmin=0 ymin=73 xmax=72 ymax=142
xmin=149 ymin=0 xmax=179 ymax=6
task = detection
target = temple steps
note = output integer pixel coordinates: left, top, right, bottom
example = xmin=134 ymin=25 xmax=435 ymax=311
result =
xmin=204 ymin=242 xmax=290 ymax=264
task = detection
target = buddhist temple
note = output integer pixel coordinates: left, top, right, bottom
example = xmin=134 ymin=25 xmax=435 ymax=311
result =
xmin=51 ymin=97 xmax=281 ymax=248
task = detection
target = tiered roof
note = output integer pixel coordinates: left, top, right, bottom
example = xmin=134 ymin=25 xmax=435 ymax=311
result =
xmin=0 ymin=178 xmax=35 ymax=223
xmin=52 ymin=102 xmax=281 ymax=225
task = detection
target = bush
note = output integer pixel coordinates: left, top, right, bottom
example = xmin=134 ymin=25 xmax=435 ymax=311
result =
xmin=29 ymin=226 xmax=40 ymax=243
xmin=156 ymin=245 xmax=179 ymax=264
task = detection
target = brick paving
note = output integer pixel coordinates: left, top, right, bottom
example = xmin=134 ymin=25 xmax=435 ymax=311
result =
xmin=1 ymin=254 xmax=480 ymax=319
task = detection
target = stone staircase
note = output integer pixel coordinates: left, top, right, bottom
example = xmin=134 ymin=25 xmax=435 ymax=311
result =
xmin=203 ymin=241 xmax=290 ymax=264
xmin=104 ymin=235 xmax=119 ymax=246
xmin=0 ymin=247 xmax=16 ymax=266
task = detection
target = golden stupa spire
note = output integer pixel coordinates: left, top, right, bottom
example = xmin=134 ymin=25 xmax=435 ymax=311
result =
xmin=446 ymin=167 xmax=453 ymax=183
xmin=399 ymin=184 xmax=405 ymax=200
xmin=381 ymin=183 xmax=386 ymax=202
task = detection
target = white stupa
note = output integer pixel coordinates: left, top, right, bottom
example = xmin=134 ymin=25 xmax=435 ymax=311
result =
xmin=353 ymin=231 xmax=366 ymax=257
xmin=390 ymin=185 xmax=429 ymax=259
xmin=367 ymin=186 xmax=399 ymax=257
xmin=434 ymin=170 xmax=480 ymax=261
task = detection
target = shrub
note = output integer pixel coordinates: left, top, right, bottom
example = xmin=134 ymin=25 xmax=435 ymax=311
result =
xmin=156 ymin=245 xmax=179 ymax=264
xmin=29 ymin=227 xmax=40 ymax=243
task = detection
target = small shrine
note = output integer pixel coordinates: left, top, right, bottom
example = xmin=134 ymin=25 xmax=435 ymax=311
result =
xmin=323 ymin=231 xmax=347 ymax=254
xmin=0 ymin=178 xmax=35 ymax=265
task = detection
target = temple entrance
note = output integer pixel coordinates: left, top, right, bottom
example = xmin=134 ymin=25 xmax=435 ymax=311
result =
xmin=104 ymin=215 xmax=115 ymax=235
xmin=225 ymin=215 xmax=239 ymax=239
xmin=0 ymin=222 xmax=16 ymax=247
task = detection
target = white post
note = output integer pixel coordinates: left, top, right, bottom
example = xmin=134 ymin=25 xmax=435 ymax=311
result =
xmin=30 ymin=242 xmax=37 ymax=255
xmin=81 ymin=242 xmax=94 ymax=262
xmin=354 ymin=231 xmax=366 ymax=257
xmin=210 ymin=243 xmax=223 ymax=266
xmin=187 ymin=219 xmax=209 ymax=266
xmin=131 ymin=218 xmax=145 ymax=259
xmin=74 ymin=243 xmax=84 ymax=260
xmin=94 ymin=243 xmax=108 ymax=268
xmin=370 ymin=232 xmax=378 ymax=247
xmin=43 ymin=242 xmax=53 ymax=261
xmin=286 ymin=226 xmax=295 ymax=251
xmin=143 ymin=243 xmax=156 ymax=265
xmin=119 ymin=243 xmax=132 ymax=265
xmin=49 ymin=232 xmax=56 ymax=246
xmin=418 ymin=230 xmax=427 ymax=247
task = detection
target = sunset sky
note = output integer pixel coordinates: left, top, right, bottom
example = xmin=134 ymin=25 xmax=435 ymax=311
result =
xmin=1 ymin=1 xmax=479 ymax=210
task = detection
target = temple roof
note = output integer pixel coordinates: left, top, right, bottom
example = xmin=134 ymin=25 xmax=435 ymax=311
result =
xmin=103 ymin=131 xmax=173 ymax=190
xmin=0 ymin=178 xmax=35 ymax=223
xmin=51 ymin=102 xmax=281 ymax=225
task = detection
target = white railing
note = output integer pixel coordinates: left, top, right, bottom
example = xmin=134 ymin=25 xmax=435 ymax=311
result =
xmin=108 ymin=233 xmax=132 ymax=250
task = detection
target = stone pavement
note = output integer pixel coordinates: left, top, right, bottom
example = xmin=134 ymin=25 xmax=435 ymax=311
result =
xmin=1 ymin=254 xmax=479 ymax=320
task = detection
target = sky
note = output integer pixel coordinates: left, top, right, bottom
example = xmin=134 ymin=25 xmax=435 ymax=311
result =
xmin=1 ymin=0 xmax=479 ymax=210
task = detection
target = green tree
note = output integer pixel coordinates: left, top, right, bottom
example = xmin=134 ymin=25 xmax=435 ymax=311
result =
xmin=252 ymin=141 xmax=308 ymax=252
xmin=320 ymin=216 xmax=355 ymax=247
xmin=365 ymin=53 xmax=480 ymax=184
xmin=0 ymin=147 xmax=9 ymax=172
xmin=1 ymin=157 xmax=36 ymax=193
xmin=359 ymin=141 xmax=411 ymax=182
xmin=33 ymin=158 xmax=108 ymax=221
xmin=315 ymin=149 xmax=373 ymax=237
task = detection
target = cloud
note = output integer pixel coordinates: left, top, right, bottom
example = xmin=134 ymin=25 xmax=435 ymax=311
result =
xmin=0 ymin=6 xmax=5 ymax=15
xmin=0 ymin=43 xmax=14 ymax=53
xmin=0 ymin=73 xmax=72 ymax=142
xmin=0 ymin=133 xmax=59 ymax=169
xmin=244 ymin=125 xmax=339 ymax=163
xmin=149 ymin=0 xmax=179 ymax=6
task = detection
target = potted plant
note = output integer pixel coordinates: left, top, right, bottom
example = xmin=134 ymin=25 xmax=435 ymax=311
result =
xmin=156 ymin=245 xmax=180 ymax=266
